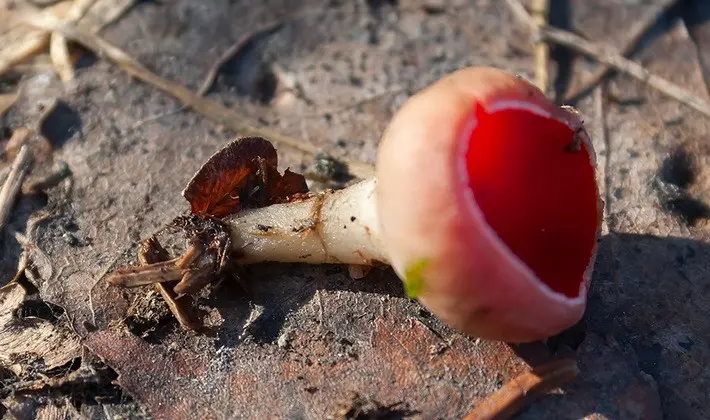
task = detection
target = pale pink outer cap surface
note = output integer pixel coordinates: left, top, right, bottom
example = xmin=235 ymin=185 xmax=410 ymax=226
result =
xmin=375 ymin=67 xmax=602 ymax=343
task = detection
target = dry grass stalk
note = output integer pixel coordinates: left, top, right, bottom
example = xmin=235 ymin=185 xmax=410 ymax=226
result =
xmin=197 ymin=19 xmax=286 ymax=97
xmin=541 ymin=25 xmax=710 ymax=118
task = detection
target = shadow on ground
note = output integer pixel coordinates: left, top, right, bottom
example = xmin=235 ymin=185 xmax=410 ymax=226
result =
xmin=178 ymin=230 xmax=710 ymax=418
xmin=516 ymin=231 xmax=710 ymax=419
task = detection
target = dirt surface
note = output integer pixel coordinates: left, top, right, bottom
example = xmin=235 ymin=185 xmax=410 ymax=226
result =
xmin=2 ymin=0 xmax=710 ymax=419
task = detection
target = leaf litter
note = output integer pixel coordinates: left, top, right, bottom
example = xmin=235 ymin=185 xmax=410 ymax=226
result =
xmin=0 ymin=0 xmax=708 ymax=417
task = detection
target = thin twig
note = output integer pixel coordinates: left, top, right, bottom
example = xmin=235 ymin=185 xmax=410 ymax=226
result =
xmin=505 ymin=0 xmax=710 ymax=118
xmin=541 ymin=26 xmax=710 ymax=117
xmin=0 ymin=145 xmax=32 ymax=233
xmin=531 ymin=0 xmax=549 ymax=94
xmin=564 ymin=0 xmax=680 ymax=103
xmin=12 ymin=7 xmax=375 ymax=179
xmin=463 ymin=359 xmax=579 ymax=420
xmin=197 ymin=19 xmax=285 ymax=97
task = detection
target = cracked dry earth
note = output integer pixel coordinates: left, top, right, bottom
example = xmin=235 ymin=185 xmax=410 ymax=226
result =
xmin=2 ymin=0 xmax=710 ymax=419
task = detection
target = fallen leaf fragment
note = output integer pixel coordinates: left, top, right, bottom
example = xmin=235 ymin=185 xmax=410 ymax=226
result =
xmin=0 ymin=282 xmax=81 ymax=376
xmin=84 ymin=315 xmax=531 ymax=419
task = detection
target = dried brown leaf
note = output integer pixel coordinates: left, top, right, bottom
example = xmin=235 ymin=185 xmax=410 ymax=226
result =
xmin=84 ymin=316 xmax=530 ymax=419
xmin=182 ymin=137 xmax=308 ymax=218
xmin=268 ymin=167 xmax=310 ymax=203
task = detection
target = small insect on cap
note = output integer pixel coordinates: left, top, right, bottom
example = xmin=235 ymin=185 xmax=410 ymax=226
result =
xmin=375 ymin=67 xmax=602 ymax=343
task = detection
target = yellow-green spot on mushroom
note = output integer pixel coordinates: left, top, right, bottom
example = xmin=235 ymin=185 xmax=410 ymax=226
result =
xmin=403 ymin=258 xmax=430 ymax=298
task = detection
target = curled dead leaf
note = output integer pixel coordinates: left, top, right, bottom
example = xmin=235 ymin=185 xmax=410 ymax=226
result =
xmin=181 ymin=137 xmax=308 ymax=218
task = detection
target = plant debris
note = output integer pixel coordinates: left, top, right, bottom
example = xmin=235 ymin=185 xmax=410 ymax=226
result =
xmin=107 ymin=137 xmax=310 ymax=299
xmin=182 ymin=136 xmax=308 ymax=218
xmin=0 ymin=0 xmax=136 ymax=80
xmin=0 ymin=282 xmax=81 ymax=377
xmin=1 ymin=1 xmax=707 ymax=418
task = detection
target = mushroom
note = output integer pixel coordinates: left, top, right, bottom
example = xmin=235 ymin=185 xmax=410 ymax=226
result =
xmin=108 ymin=67 xmax=602 ymax=343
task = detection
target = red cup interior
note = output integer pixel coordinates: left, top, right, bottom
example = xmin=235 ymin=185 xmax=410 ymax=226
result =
xmin=466 ymin=105 xmax=599 ymax=298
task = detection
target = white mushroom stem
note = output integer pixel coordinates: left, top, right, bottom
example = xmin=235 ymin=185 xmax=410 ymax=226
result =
xmin=226 ymin=177 xmax=390 ymax=266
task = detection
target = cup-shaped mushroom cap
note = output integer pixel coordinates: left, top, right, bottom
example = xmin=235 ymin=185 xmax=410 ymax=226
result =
xmin=375 ymin=67 xmax=602 ymax=343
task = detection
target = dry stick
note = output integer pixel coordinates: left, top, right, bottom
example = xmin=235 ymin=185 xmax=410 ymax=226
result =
xmin=0 ymin=146 xmax=32 ymax=234
xmin=564 ymin=0 xmax=679 ymax=103
xmin=14 ymin=8 xmax=376 ymax=179
xmin=531 ymin=0 xmax=550 ymax=94
xmin=504 ymin=0 xmax=539 ymax=39
xmin=505 ymin=0 xmax=710 ymax=118
xmin=463 ymin=359 xmax=580 ymax=420
xmin=139 ymin=237 xmax=201 ymax=331
xmin=129 ymin=20 xmax=287 ymax=132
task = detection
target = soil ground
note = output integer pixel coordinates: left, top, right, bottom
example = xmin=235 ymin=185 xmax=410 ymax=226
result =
xmin=2 ymin=0 xmax=710 ymax=419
